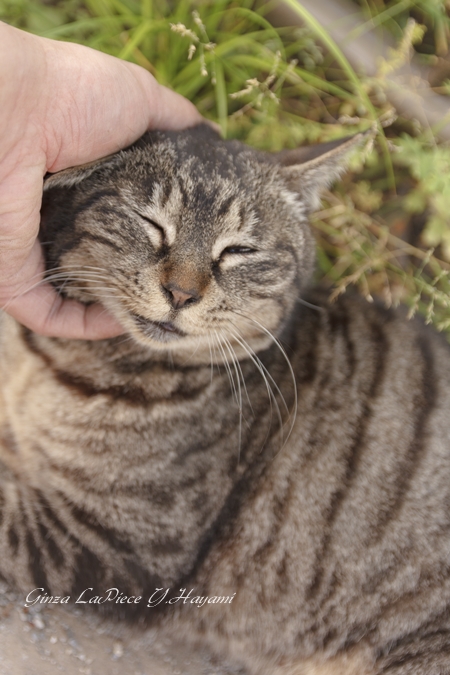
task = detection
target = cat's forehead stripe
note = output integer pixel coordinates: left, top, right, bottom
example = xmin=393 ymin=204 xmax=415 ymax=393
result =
xmin=216 ymin=194 xmax=238 ymax=220
xmin=159 ymin=179 xmax=173 ymax=209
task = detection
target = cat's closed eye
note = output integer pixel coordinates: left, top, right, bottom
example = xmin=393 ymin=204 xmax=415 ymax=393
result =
xmin=136 ymin=212 xmax=166 ymax=247
xmin=140 ymin=214 xmax=164 ymax=235
xmin=220 ymin=246 xmax=257 ymax=258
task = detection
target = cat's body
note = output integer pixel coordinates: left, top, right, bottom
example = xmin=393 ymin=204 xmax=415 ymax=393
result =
xmin=1 ymin=125 xmax=450 ymax=674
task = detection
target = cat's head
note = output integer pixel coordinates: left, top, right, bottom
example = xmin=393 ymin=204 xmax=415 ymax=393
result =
xmin=41 ymin=124 xmax=362 ymax=354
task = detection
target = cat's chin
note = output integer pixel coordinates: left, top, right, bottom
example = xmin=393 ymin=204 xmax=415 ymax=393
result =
xmin=114 ymin=310 xmax=277 ymax=359
xmin=131 ymin=314 xmax=186 ymax=343
xmin=124 ymin=314 xmax=206 ymax=354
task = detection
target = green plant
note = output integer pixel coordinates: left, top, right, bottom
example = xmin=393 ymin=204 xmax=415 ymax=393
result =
xmin=2 ymin=0 xmax=450 ymax=335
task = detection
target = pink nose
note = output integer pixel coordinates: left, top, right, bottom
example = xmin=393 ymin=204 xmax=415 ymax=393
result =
xmin=162 ymin=282 xmax=201 ymax=310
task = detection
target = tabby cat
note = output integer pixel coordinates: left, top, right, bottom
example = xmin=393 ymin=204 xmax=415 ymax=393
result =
xmin=1 ymin=124 xmax=450 ymax=675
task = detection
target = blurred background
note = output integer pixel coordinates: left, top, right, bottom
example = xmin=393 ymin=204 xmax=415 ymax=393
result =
xmin=2 ymin=0 xmax=450 ymax=333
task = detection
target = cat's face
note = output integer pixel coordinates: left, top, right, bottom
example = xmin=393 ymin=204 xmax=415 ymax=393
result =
xmin=41 ymin=125 xmax=359 ymax=354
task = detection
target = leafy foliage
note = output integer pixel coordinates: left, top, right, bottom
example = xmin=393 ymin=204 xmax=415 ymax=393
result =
xmin=2 ymin=0 xmax=450 ymax=333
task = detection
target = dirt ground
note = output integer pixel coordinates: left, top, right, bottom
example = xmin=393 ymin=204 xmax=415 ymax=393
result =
xmin=0 ymin=583 xmax=243 ymax=675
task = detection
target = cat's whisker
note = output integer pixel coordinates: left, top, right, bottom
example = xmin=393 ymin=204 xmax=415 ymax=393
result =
xmin=228 ymin=320 xmax=290 ymax=421
xmin=221 ymin=335 xmax=242 ymax=414
xmin=221 ymin=335 xmax=245 ymax=464
xmin=34 ymin=278 xmax=129 ymax=302
xmin=43 ymin=266 xmax=114 ymax=288
xmin=106 ymin=285 xmax=147 ymax=306
xmin=47 ymin=263 xmax=109 ymax=272
xmin=227 ymin=328 xmax=281 ymax=448
xmin=46 ymin=276 xmax=113 ymax=285
xmin=227 ymin=340 xmax=255 ymax=415
xmin=51 ymin=264 xmax=111 ymax=273
xmin=222 ymin=333 xmax=257 ymax=461
xmin=46 ymin=272 xmax=114 ymax=282
xmin=43 ymin=266 xmax=112 ymax=282
xmin=51 ymin=273 xmax=113 ymax=280
xmin=68 ymin=286 xmax=128 ymax=298
xmin=209 ymin=333 xmax=221 ymax=378
xmin=211 ymin=334 xmax=223 ymax=376
xmin=297 ymin=297 xmax=324 ymax=313
xmin=46 ymin=266 xmax=110 ymax=274
xmin=30 ymin=263 xmax=111 ymax=280
xmin=231 ymin=312 xmax=298 ymax=450
xmin=213 ymin=330 xmax=239 ymax=409
xmin=110 ymin=332 xmax=136 ymax=347
xmin=223 ymin=333 xmax=254 ymax=418
xmin=0 ymin=276 xmax=70 ymax=312
xmin=180 ymin=339 xmax=202 ymax=366
xmin=206 ymin=335 xmax=215 ymax=383
xmin=59 ymin=277 xmax=71 ymax=296
xmin=1 ymin=271 xmax=114 ymax=311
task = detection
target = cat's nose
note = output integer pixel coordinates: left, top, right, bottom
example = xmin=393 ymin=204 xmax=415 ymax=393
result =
xmin=162 ymin=281 xmax=201 ymax=310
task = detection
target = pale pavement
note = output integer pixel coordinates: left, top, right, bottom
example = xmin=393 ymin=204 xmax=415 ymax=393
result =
xmin=0 ymin=583 xmax=244 ymax=675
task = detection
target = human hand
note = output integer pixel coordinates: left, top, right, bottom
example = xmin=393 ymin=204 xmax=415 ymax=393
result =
xmin=0 ymin=22 xmax=202 ymax=339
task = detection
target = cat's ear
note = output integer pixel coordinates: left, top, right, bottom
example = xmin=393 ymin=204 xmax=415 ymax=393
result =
xmin=43 ymin=153 xmax=121 ymax=191
xmin=275 ymin=132 xmax=368 ymax=210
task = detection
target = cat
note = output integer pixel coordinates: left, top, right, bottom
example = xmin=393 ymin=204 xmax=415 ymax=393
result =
xmin=1 ymin=123 xmax=450 ymax=675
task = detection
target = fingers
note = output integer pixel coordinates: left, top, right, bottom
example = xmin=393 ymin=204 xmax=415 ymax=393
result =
xmin=125 ymin=62 xmax=203 ymax=132
xmin=4 ymin=282 xmax=124 ymax=340
xmin=0 ymin=233 xmax=124 ymax=340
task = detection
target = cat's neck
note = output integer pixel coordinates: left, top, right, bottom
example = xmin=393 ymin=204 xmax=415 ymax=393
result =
xmin=0 ymin=313 xmax=284 ymax=398
xmin=8 ymin=315 xmax=280 ymax=373
xmin=0 ymin=305 xmax=306 ymax=432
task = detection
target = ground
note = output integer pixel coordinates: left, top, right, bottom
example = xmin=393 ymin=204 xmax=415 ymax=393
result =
xmin=0 ymin=583 xmax=243 ymax=675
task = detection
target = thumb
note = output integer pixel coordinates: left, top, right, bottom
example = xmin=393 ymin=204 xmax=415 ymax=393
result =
xmin=0 ymin=165 xmax=123 ymax=339
xmin=124 ymin=62 xmax=203 ymax=132
xmin=1 ymin=239 xmax=124 ymax=339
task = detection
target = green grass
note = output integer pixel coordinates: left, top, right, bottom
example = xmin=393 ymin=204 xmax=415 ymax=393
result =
xmin=2 ymin=0 xmax=450 ymax=333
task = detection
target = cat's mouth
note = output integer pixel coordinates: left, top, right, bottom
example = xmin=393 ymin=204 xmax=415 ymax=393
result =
xmin=131 ymin=314 xmax=186 ymax=342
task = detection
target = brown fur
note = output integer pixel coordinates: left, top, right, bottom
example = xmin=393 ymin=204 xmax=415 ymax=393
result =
xmin=1 ymin=126 xmax=450 ymax=674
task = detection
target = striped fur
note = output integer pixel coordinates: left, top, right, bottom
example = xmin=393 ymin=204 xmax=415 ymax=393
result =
xmin=1 ymin=125 xmax=450 ymax=673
